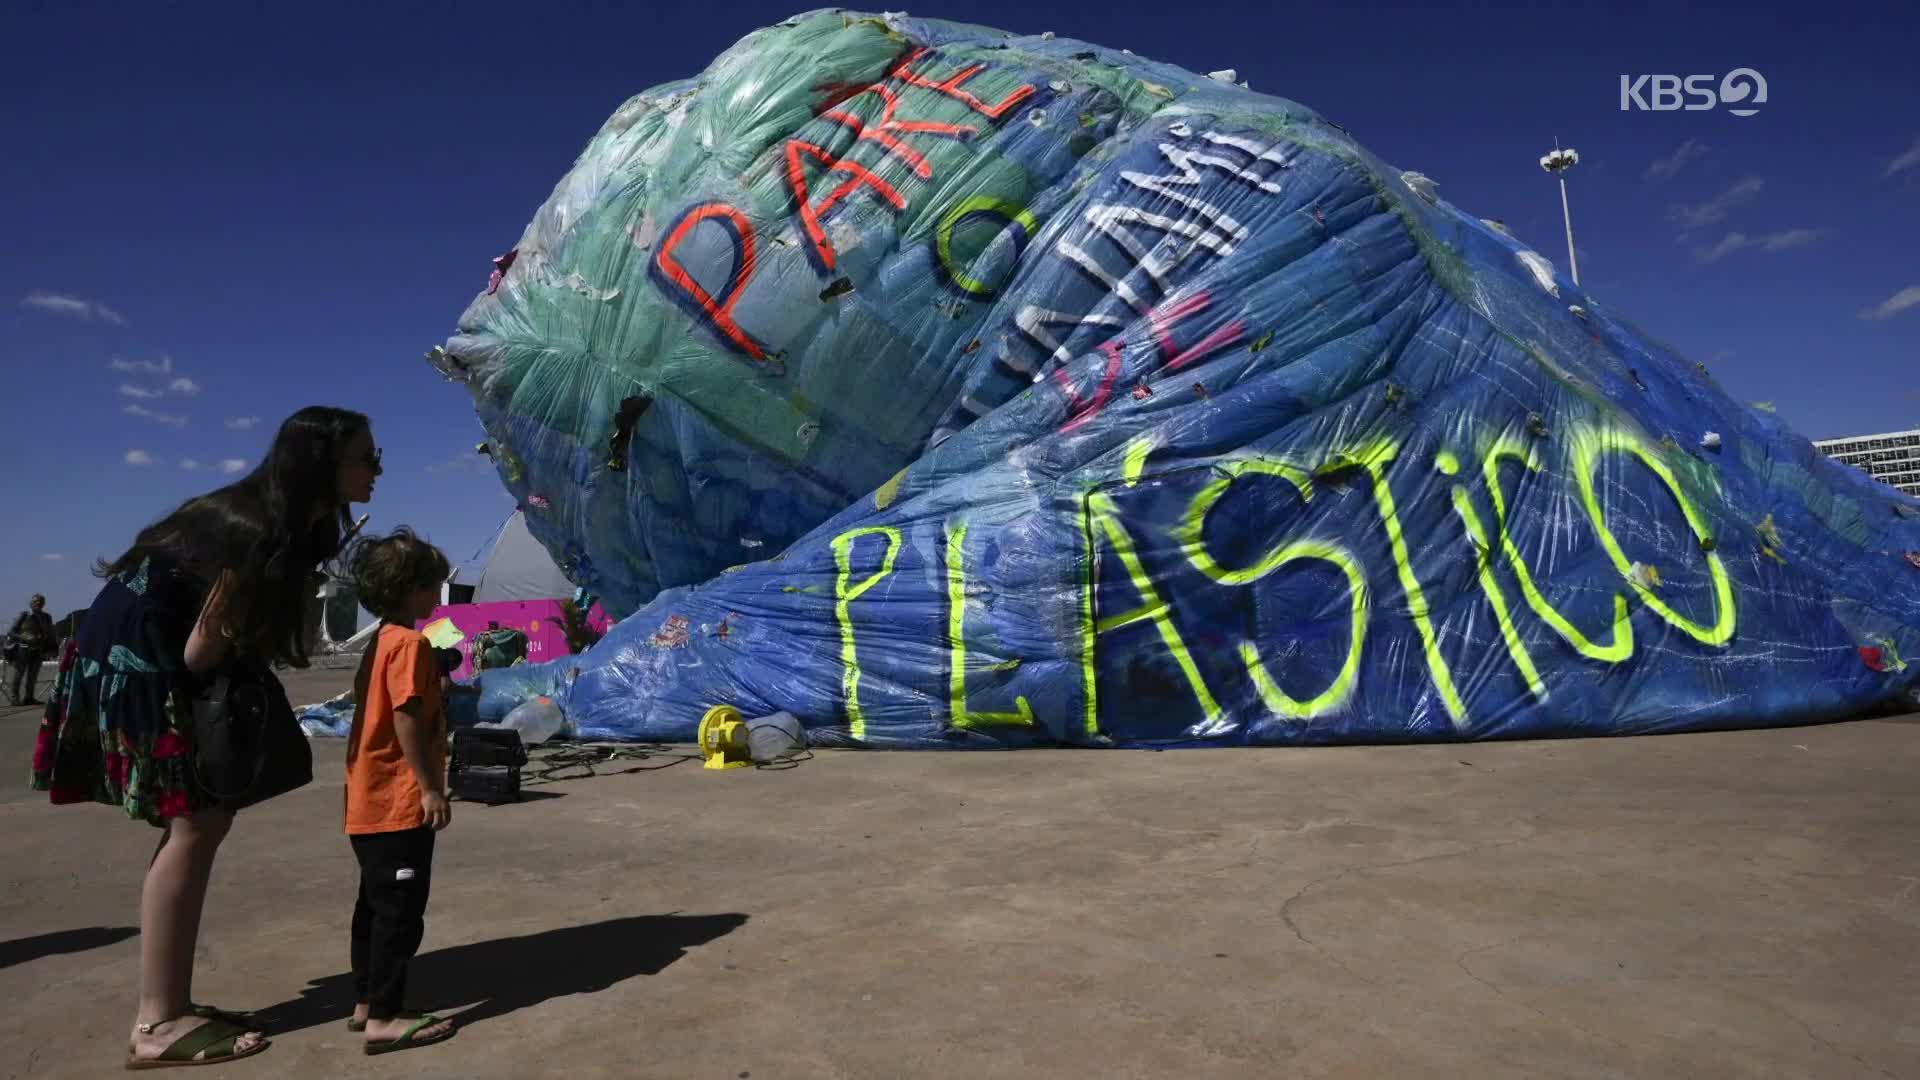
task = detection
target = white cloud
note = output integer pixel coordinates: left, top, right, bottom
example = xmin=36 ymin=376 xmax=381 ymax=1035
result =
xmin=22 ymin=291 xmax=125 ymax=324
xmin=225 ymin=415 xmax=263 ymax=430
xmin=125 ymin=449 xmax=156 ymax=466
xmin=1669 ymin=176 xmax=1764 ymax=231
xmin=220 ymin=459 xmax=248 ymax=474
xmin=1860 ymin=285 xmax=1920 ymax=321
xmin=1760 ymin=228 xmax=1820 ymax=251
xmin=41 ymin=553 xmax=63 ymax=561
xmin=1646 ymin=138 xmax=1708 ymax=180
xmin=116 ymin=369 xmax=198 ymax=398
xmin=109 ymin=354 xmax=172 ymax=374
xmin=1696 ymin=233 xmax=1749 ymax=263
xmin=124 ymin=403 xmax=188 ymax=428
xmin=1885 ymin=137 xmax=1920 ymax=179
xmin=1694 ymin=228 xmax=1820 ymax=263
xmin=180 ymin=458 xmax=204 ymax=471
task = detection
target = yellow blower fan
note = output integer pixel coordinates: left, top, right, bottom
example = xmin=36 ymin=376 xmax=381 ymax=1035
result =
xmin=697 ymin=705 xmax=751 ymax=770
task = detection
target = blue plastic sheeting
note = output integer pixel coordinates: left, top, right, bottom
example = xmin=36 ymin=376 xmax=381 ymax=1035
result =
xmin=297 ymin=695 xmax=355 ymax=739
xmin=439 ymin=11 xmax=1920 ymax=747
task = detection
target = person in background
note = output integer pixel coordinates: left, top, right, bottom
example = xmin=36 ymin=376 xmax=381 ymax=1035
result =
xmin=30 ymin=406 xmax=382 ymax=1069
xmin=8 ymin=594 xmax=56 ymax=705
xmin=341 ymin=527 xmax=459 ymax=1056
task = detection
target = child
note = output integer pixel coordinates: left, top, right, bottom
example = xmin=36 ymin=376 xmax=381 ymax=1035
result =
xmin=342 ymin=528 xmax=459 ymax=1055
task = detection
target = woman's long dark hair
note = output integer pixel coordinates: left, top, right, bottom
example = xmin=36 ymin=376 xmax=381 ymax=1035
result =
xmin=97 ymin=406 xmax=371 ymax=668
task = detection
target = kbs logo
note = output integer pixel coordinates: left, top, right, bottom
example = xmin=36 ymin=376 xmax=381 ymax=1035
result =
xmin=1620 ymin=69 xmax=1767 ymax=116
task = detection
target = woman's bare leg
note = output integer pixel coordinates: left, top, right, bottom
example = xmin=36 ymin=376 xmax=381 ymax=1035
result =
xmin=128 ymin=809 xmax=265 ymax=1060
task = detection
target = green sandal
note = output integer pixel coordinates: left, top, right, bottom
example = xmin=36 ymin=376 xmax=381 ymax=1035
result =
xmin=347 ymin=1009 xmax=428 ymax=1032
xmin=363 ymin=1014 xmax=455 ymax=1056
xmin=125 ymin=1016 xmax=270 ymax=1070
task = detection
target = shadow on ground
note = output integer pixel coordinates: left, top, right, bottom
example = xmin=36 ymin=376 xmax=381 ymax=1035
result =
xmin=456 ymin=789 xmax=567 ymax=804
xmin=0 ymin=926 xmax=139 ymax=969
xmin=250 ymin=913 xmax=748 ymax=1035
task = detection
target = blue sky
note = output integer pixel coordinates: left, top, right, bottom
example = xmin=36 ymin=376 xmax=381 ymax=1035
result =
xmin=3 ymin=0 xmax=1915 ymax=615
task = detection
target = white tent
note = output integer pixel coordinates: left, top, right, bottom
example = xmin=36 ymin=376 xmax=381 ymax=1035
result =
xmin=305 ymin=510 xmax=575 ymax=667
xmin=464 ymin=510 xmax=575 ymax=603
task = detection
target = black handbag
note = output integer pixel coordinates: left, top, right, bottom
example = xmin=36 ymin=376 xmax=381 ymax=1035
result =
xmin=188 ymin=663 xmax=313 ymax=809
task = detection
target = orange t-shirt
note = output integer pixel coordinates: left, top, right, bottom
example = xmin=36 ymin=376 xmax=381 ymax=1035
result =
xmin=344 ymin=624 xmax=447 ymax=835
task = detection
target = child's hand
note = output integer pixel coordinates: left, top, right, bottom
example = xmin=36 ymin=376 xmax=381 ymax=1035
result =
xmin=421 ymin=789 xmax=452 ymax=831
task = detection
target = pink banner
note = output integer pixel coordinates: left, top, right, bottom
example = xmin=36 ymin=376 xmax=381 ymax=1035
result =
xmin=417 ymin=600 xmax=609 ymax=681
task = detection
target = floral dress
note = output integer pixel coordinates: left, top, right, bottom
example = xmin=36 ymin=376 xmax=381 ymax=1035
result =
xmin=31 ymin=553 xmax=217 ymax=826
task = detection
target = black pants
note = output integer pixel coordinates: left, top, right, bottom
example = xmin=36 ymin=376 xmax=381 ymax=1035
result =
xmin=349 ymin=827 xmax=436 ymax=1019
xmin=9 ymin=655 xmax=42 ymax=702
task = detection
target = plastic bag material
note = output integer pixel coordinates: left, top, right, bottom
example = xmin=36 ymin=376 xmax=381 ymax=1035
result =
xmin=488 ymin=696 xmax=568 ymax=745
xmin=440 ymin=12 xmax=1920 ymax=747
xmin=297 ymin=692 xmax=355 ymax=739
xmin=746 ymin=711 xmax=807 ymax=762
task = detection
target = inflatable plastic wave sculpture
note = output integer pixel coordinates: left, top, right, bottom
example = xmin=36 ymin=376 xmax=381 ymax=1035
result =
xmin=434 ymin=10 xmax=1920 ymax=746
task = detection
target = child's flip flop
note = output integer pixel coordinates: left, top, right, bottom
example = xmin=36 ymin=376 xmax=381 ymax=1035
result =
xmin=363 ymin=1015 xmax=456 ymax=1056
xmin=348 ymin=1009 xmax=430 ymax=1033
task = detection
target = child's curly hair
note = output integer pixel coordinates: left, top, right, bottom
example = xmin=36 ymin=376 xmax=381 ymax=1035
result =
xmin=347 ymin=527 xmax=450 ymax=623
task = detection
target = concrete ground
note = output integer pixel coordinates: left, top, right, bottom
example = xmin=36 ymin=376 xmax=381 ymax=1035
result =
xmin=3 ymin=665 xmax=1918 ymax=1079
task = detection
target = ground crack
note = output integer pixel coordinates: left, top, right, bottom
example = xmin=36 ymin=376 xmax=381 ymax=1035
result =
xmin=1455 ymin=938 xmax=1626 ymax=1050
xmin=1771 ymin=1003 xmax=1893 ymax=1079
xmin=1278 ymin=832 xmax=1535 ymax=985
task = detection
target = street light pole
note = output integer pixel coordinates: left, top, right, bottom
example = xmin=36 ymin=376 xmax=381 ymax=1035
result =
xmin=1539 ymin=145 xmax=1581 ymax=287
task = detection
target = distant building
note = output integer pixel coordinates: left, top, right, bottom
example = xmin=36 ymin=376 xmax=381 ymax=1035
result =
xmin=1812 ymin=428 xmax=1920 ymax=497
